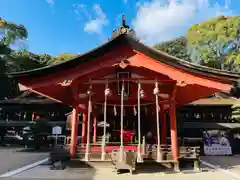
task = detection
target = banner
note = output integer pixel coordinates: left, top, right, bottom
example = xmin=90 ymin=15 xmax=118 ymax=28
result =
xmin=203 ymin=130 xmax=232 ymax=156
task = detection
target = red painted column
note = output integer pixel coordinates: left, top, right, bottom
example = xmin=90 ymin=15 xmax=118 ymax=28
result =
xmin=160 ymin=105 xmax=167 ymax=145
xmin=93 ymin=116 xmax=97 ymax=144
xmin=70 ymin=107 xmax=79 ymax=157
xmin=82 ymin=112 xmax=87 ymax=144
xmin=169 ymin=104 xmax=179 ymax=161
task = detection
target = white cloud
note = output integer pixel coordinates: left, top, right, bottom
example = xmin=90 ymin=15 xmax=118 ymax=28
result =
xmin=84 ymin=4 xmax=108 ymax=34
xmin=132 ymin=0 xmax=233 ymax=45
xmin=73 ymin=4 xmax=90 ymax=21
xmin=73 ymin=4 xmax=108 ymax=34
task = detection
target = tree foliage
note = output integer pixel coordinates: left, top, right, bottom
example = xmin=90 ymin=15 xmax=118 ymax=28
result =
xmin=0 ymin=18 xmax=29 ymax=99
xmin=153 ymin=37 xmax=191 ymax=61
xmin=187 ymin=16 xmax=240 ymax=71
xmin=0 ymin=17 xmax=28 ymax=47
xmin=47 ymin=53 xmax=75 ymax=65
xmin=0 ymin=17 xmax=75 ymax=100
xmin=6 ymin=51 xmax=48 ymax=72
xmin=0 ymin=17 xmax=49 ymax=99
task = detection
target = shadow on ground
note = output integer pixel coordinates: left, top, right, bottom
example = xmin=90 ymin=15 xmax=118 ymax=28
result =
xmin=16 ymin=147 xmax=51 ymax=153
xmin=36 ymin=159 xmax=97 ymax=180
xmin=201 ymin=155 xmax=240 ymax=170
xmin=118 ymin=161 xmax=210 ymax=175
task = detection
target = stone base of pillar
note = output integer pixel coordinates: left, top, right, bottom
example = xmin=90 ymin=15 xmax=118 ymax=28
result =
xmin=84 ymin=153 xmax=90 ymax=161
xmin=137 ymin=152 xmax=143 ymax=163
xmin=84 ymin=144 xmax=90 ymax=161
xmin=156 ymin=145 xmax=162 ymax=162
xmin=119 ymin=145 xmax=124 ymax=162
xmin=137 ymin=144 xmax=143 ymax=163
xmin=194 ymin=160 xmax=200 ymax=172
xmin=173 ymin=162 xmax=180 ymax=172
xmin=101 ymin=150 xmax=106 ymax=161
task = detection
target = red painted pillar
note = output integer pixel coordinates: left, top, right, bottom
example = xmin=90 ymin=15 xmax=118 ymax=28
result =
xmin=169 ymin=104 xmax=179 ymax=161
xmin=82 ymin=112 xmax=87 ymax=144
xmin=93 ymin=116 xmax=97 ymax=144
xmin=160 ymin=105 xmax=167 ymax=145
xmin=70 ymin=107 xmax=79 ymax=157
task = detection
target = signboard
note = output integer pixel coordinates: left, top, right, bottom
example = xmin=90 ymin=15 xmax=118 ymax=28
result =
xmin=52 ymin=126 xmax=62 ymax=135
xmin=203 ymin=130 xmax=232 ymax=155
xmin=52 ymin=126 xmax=62 ymax=145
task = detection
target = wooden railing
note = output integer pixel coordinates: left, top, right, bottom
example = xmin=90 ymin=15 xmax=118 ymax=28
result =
xmin=64 ymin=136 xmax=200 ymax=169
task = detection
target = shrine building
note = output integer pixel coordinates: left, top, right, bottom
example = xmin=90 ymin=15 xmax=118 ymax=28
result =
xmin=7 ymin=17 xmax=240 ymax=169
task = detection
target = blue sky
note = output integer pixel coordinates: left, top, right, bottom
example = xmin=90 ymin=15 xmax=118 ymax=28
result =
xmin=0 ymin=0 xmax=239 ymax=55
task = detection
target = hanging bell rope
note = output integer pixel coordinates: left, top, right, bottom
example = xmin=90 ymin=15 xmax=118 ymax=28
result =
xmin=153 ymin=81 xmax=162 ymax=162
xmin=119 ymin=81 xmax=125 ymax=162
xmin=101 ymin=80 xmax=111 ymax=160
xmin=85 ymin=83 xmax=92 ymax=161
xmin=137 ymin=82 xmax=143 ymax=162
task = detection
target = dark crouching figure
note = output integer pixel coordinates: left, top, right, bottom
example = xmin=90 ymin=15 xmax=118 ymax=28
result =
xmin=230 ymin=81 xmax=240 ymax=98
xmin=49 ymin=146 xmax=70 ymax=170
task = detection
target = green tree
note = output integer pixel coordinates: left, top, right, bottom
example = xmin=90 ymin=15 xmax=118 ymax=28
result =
xmin=186 ymin=15 xmax=240 ymax=71
xmin=153 ymin=37 xmax=191 ymax=61
xmin=0 ymin=17 xmax=49 ymax=99
xmin=8 ymin=51 xmax=48 ymax=72
xmin=0 ymin=17 xmax=48 ymax=72
xmin=0 ymin=17 xmax=27 ymax=47
xmin=0 ymin=18 xmax=28 ymax=99
xmin=47 ymin=53 xmax=75 ymax=65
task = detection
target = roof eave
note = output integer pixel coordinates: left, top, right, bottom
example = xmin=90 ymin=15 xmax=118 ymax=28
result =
xmin=7 ymin=34 xmax=240 ymax=83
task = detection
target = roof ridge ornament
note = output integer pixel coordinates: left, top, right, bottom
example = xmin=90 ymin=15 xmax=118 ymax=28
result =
xmin=110 ymin=15 xmax=137 ymax=40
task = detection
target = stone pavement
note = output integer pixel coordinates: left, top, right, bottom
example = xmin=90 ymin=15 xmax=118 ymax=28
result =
xmin=201 ymin=155 xmax=240 ymax=169
xmin=0 ymin=147 xmax=48 ymax=175
xmin=7 ymin=161 xmax=235 ymax=180
xmin=201 ymin=155 xmax=240 ymax=178
xmin=1 ymin=155 xmax=240 ymax=180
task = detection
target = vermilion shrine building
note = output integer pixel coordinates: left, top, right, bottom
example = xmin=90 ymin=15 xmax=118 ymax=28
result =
xmin=8 ymin=21 xmax=240 ymax=167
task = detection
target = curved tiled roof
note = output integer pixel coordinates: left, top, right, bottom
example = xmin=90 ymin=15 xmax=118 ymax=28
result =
xmin=7 ymin=34 xmax=240 ymax=82
xmin=0 ymin=91 xmax=58 ymax=105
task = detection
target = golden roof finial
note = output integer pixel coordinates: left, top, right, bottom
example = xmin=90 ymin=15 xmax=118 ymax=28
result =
xmin=110 ymin=14 xmax=137 ymax=40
